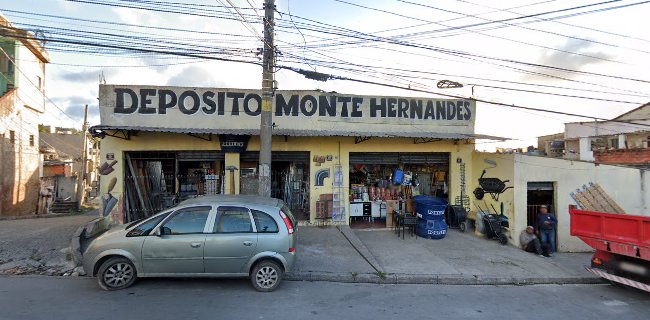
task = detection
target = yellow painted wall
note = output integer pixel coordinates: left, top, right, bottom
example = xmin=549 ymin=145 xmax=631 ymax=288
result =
xmin=470 ymin=153 xmax=516 ymax=242
xmin=100 ymin=132 xmax=475 ymax=224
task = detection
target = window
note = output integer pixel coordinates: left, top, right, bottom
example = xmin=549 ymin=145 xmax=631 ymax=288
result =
xmin=9 ymin=130 xmax=15 ymax=144
xmin=161 ymin=206 xmax=211 ymax=235
xmin=609 ymin=138 xmax=619 ymax=149
xmin=252 ymin=210 xmax=279 ymax=233
xmin=126 ymin=212 xmax=170 ymax=237
xmin=29 ymin=135 xmax=34 ymax=147
xmin=37 ymin=76 xmax=42 ymax=90
xmin=214 ymin=206 xmax=253 ymax=233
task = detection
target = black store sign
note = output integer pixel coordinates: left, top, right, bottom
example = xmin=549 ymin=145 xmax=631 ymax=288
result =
xmin=219 ymin=135 xmax=250 ymax=153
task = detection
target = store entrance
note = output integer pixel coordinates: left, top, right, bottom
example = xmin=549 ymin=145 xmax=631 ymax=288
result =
xmin=123 ymin=151 xmax=224 ymax=223
xmin=349 ymin=152 xmax=450 ymax=229
xmin=239 ymin=152 xmax=310 ymax=221
xmin=526 ymin=182 xmax=555 ymax=228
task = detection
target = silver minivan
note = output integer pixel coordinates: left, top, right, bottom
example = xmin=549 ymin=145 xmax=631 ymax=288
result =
xmin=82 ymin=195 xmax=297 ymax=292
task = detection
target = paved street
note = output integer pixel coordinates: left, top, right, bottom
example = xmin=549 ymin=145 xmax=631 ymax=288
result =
xmin=0 ymin=276 xmax=648 ymax=320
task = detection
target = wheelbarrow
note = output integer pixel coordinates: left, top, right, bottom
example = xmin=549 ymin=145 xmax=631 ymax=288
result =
xmin=473 ymin=169 xmax=512 ymax=201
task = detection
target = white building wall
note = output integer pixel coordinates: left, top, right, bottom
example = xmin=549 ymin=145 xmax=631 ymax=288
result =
xmin=15 ymin=44 xmax=45 ymax=112
xmin=578 ymin=137 xmax=594 ymax=161
xmin=565 ymin=121 xmax=650 ymax=139
xmin=513 ymin=155 xmax=649 ymax=252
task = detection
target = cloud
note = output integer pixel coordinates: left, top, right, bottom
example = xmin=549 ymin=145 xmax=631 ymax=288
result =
xmin=166 ymin=65 xmax=227 ymax=87
xmin=525 ymin=38 xmax=615 ymax=81
xmin=59 ymin=70 xmax=102 ymax=83
xmin=50 ymin=96 xmax=99 ymax=121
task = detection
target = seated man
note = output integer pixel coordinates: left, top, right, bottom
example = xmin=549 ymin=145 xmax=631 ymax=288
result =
xmin=520 ymin=226 xmax=549 ymax=257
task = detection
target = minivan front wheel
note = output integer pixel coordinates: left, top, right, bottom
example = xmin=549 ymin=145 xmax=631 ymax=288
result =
xmin=97 ymin=257 xmax=137 ymax=291
xmin=251 ymin=260 xmax=283 ymax=292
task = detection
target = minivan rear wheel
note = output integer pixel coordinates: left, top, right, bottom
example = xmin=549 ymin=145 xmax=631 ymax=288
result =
xmin=251 ymin=260 xmax=283 ymax=292
xmin=97 ymin=257 xmax=137 ymax=291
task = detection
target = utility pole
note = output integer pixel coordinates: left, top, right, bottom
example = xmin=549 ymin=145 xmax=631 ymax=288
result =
xmin=76 ymin=105 xmax=89 ymax=210
xmin=258 ymin=0 xmax=275 ymax=197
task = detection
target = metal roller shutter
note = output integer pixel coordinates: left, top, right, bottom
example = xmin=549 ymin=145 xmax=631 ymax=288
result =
xmin=240 ymin=151 xmax=310 ymax=162
xmin=349 ymin=152 xmax=449 ymax=165
xmin=177 ymin=151 xmax=224 ymax=161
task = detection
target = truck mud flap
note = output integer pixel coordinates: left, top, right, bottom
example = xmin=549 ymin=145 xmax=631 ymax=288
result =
xmin=585 ymin=266 xmax=650 ymax=293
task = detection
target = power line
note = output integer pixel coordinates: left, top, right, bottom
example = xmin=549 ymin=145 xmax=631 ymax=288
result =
xmin=302 ymin=0 xmax=562 ymax=47
xmin=64 ymin=0 xmax=650 ymax=84
xmin=284 ymin=66 xmax=650 ymax=127
xmin=0 ymin=47 xmax=78 ymax=122
xmin=394 ymin=0 xmax=650 ymax=56
xmin=332 ymin=0 xmax=632 ymax=65
xmin=275 ymin=48 xmax=650 ymax=102
xmin=1 ymin=9 xmax=258 ymax=39
xmin=0 ymin=26 xmax=262 ymax=66
xmin=454 ymin=0 xmax=650 ymax=46
xmin=297 ymin=0 xmax=640 ymax=49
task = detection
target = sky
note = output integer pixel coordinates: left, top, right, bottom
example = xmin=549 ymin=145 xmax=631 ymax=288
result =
xmin=1 ymin=0 xmax=649 ymax=151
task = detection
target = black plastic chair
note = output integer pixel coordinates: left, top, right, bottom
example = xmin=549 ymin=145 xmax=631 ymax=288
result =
xmin=401 ymin=214 xmax=418 ymax=240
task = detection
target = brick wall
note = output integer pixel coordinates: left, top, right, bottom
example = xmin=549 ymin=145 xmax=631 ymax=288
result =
xmin=594 ymin=148 xmax=650 ymax=166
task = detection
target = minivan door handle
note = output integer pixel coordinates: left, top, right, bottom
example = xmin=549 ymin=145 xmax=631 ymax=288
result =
xmin=190 ymin=242 xmax=202 ymax=248
xmin=243 ymin=241 xmax=253 ymax=246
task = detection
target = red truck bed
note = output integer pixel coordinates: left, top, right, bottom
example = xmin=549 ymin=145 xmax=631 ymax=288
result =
xmin=569 ymin=209 xmax=650 ymax=261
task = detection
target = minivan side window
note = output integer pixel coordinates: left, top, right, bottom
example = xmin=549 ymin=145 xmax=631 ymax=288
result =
xmin=214 ymin=206 xmax=253 ymax=233
xmin=161 ymin=206 xmax=211 ymax=235
xmin=252 ymin=210 xmax=279 ymax=233
xmin=126 ymin=213 xmax=170 ymax=237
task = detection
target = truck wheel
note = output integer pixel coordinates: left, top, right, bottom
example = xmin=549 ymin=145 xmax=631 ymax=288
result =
xmin=251 ymin=260 xmax=283 ymax=292
xmin=97 ymin=257 xmax=137 ymax=291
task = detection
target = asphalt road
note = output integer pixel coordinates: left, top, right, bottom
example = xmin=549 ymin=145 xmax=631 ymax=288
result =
xmin=1 ymin=276 xmax=648 ymax=320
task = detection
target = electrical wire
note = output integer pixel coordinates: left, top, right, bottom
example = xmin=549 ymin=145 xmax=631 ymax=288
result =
xmin=391 ymin=0 xmax=650 ymax=57
xmin=282 ymin=66 xmax=650 ymax=127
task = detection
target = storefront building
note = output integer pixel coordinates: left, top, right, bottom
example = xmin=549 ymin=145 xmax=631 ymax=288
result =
xmin=93 ymin=85 xmax=499 ymax=226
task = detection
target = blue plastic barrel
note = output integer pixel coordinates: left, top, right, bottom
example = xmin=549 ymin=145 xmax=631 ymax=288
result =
xmin=417 ymin=219 xmax=448 ymax=239
xmin=414 ymin=196 xmax=447 ymax=221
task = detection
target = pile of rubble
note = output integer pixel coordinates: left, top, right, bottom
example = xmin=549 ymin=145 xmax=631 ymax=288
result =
xmin=0 ymin=247 xmax=84 ymax=277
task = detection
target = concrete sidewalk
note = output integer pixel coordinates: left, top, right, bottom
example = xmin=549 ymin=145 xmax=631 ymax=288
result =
xmin=288 ymin=226 xmax=602 ymax=285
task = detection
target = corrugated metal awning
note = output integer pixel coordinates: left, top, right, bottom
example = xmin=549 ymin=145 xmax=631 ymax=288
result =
xmin=89 ymin=125 xmax=507 ymax=140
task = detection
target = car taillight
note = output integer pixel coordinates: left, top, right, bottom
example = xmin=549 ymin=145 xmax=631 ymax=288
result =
xmin=289 ymin=247 xmax=295 ymax=253
xmin=279 ymin=210 xmax=294 ymax=234
xmin=592 ymin=257 xmax=603 ymax=266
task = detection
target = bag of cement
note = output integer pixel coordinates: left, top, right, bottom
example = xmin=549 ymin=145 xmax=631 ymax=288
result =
xmin=476 ymin=211 xmax=486 ymax=234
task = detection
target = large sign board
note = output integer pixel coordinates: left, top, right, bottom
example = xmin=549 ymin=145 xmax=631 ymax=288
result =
xmin=98 ymin=85 xmax=476 ymax=136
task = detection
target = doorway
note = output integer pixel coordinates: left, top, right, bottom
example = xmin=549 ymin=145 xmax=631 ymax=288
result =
xmin=239 ymin=152 xmax=310 ymax=221
xmin=526 ymin=181 xmax=555 ymax=228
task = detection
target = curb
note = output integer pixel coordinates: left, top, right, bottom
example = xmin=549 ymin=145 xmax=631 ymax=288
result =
xmin=336 ymin=226 xmax=384 ymax=273
xmin=285 ymin=271 xmax=606 ymax=286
